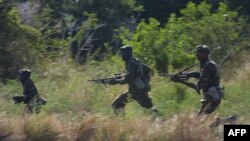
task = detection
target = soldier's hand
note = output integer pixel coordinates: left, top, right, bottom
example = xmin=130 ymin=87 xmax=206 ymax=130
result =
xmin=12 ymin=95 xmax=24 ymax=104
xmin=108 ymin=79 xmax=117 ymax=85
xmin=170 ymin=74 xmax=182 ymax=82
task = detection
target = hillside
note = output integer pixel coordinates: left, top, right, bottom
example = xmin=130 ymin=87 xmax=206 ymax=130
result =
xmin=1 ymin=0 xmax=250 ymax=141
xmin=0 ymin=55 xmax=250 ymax=141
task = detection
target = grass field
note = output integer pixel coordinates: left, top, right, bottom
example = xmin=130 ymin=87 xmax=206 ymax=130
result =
xmin=0 ymin=56 xmax=250 ymax=141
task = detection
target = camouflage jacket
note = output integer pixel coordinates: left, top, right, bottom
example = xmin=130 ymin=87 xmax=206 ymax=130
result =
xmin=187 ymin=58 xmax=220 ymax=91
xmin=119 ymin=57 xmax=144 ymax=91
xmin=22 ymin=78 xmax=38 ymax=103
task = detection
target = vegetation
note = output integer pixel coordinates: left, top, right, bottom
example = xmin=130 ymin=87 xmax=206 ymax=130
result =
xmin=1 ymin=0 xmax=250 ymax=140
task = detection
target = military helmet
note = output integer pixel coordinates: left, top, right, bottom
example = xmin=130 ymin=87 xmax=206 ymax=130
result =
xmin=120 ymin=45 xmax=132 ymax=54
xmin=196 ymin=45 xmax=210 ymax=55
xmin=18 ymin=69 xmax=31 ymax=78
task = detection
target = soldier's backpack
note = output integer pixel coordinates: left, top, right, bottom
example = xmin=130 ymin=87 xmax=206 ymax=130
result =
xmin=141 ymin=63 xmax=152 ymax=84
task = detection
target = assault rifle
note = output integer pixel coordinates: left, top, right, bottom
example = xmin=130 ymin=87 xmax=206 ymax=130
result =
xmin=159 ymin=63 xmax=198 ymax=80
xmin=160 ymin=64 xmax=201 ymax=94
xmin=88 ymin=74 xmax=124 ymax=86
xmin=12 ymin=95 xmax=24 ymax=104
xmin=159 ymin=74 xmax=188 ymax=81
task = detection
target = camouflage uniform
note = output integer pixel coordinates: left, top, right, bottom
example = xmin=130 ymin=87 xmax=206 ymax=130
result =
xmin=187 ymin=45 xmax=223 ymax=115
xmin=16 ymin=69 xmax=41 ymax=113
xmin=111 ymin=46 xmax=156 ymax=115
xmin=22 ymin=78 xmax=41 ymax=113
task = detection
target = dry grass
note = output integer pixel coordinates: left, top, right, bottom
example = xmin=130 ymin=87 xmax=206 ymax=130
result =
xmin=1 ymin=111 xmax=237 ymax=141
xmin=165 ymin=113 xmax=219 ymax=141
xmin=23 ymin=114 xmax=61 ymax=141
xmin=0 ymin=113 xmax=13 ymax=141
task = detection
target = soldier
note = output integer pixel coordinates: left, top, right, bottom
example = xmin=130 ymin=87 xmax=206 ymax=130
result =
xmin=171 ymin=45 xmax=223 ymax=115
xmin=12 ymin=69 xmax=46 ymax=114
xmin=108 ymin=45 xmax=159 ymax=115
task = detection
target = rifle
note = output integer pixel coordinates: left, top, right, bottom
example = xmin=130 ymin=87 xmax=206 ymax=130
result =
xmin=160 ymin=63 xmax=201 ymax=94
xmin=12 ymin=95 xmax=24 ymax=104
xmin=178 ymin=81 xmax=200 ymax=94
xmin=160 ymin=63 xmax=198 ymax=79
xmin=88 ymin=74 xmax=124 ymax=86
xmin=159 ymin=74 xmax=188 ymax=81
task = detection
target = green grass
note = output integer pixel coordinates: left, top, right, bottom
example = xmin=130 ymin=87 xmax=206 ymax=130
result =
xmin=0 ymin=56 xmax=250 ymax=140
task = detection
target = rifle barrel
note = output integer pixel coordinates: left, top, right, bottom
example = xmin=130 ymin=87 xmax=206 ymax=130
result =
xmin=159 ymin=74 xmax=173 ymax=77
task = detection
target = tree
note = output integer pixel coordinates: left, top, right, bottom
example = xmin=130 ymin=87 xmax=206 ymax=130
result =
xmin=118 ymin=1 xmax=248 ymax=72
xmin=0 ymin=0 xmax=43 ymax=82
xmin=33 ymin=0 xmax=142 ymax=62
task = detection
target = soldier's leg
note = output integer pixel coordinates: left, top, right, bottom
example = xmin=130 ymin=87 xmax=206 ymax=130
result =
xmin=33 ymin=97 xmax=42 ymax=113
xmin=133 ymin=91 xmax=160 ymax=115
xmin=111 ymin=92 xmax=130 ymax=115
xmin=34 ymin=103 xmax=42 ymax=113
xmin=198 ymin=99 xmax=209 ymax=115
xmin=23 ymin=104 xmax=33 ymax=115
xmin=202 ymin=87 xmax=222 ymax=114
xmin=204 ymin=99 xmax=221 ymax=114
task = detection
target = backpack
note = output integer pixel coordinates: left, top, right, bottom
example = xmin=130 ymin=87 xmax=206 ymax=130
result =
xmin=139 ymin=62 xmax=152 ymax=91
xmin=141 ymin=63 xmax=152 ymax=83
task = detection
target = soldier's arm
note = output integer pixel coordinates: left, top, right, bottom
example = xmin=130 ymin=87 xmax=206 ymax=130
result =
xmin=170 ymin=74 xmax=200 ymax=94
xmin=186 ymin=71 xmax=200 ymax=79
xmin=179 ymin=81 xmax=200 ymax=94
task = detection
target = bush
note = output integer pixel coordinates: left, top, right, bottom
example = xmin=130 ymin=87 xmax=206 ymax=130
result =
xmin=0 ymin=8 xmax=44 ymax=81
xmin=118 ymin=1 xmax=247 ymax=71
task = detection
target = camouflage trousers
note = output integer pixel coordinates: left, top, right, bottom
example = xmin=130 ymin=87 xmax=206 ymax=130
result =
xmin=23 ymin=96 xmax=42 ymax=114
xmin=111 ymin=91 xmax=154 ymax=115
xmin=199 ymin=86 xmax=223 ymax=115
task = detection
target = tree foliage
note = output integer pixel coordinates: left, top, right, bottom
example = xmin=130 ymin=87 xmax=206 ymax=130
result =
xmin=0 ymin=1 xmax=43 ymax=81
xmin=136 ymin=0 xmax=250 ymax=24
xmin=119 ymin=2 xmax=248 ymax=72
xmin=1 ymin=0 xmax=250 ymax=80
xmin=31 ymin=0 xmax=142 ymax=62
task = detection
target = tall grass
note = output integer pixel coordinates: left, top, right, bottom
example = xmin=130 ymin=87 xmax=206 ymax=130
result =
xmin=0 ymin=56 xmax=250 ymax=140
xmin=0 ymin=113 xmax=13 ymax=141
xmin=0 ymin=112 xmax=226 ymax=141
